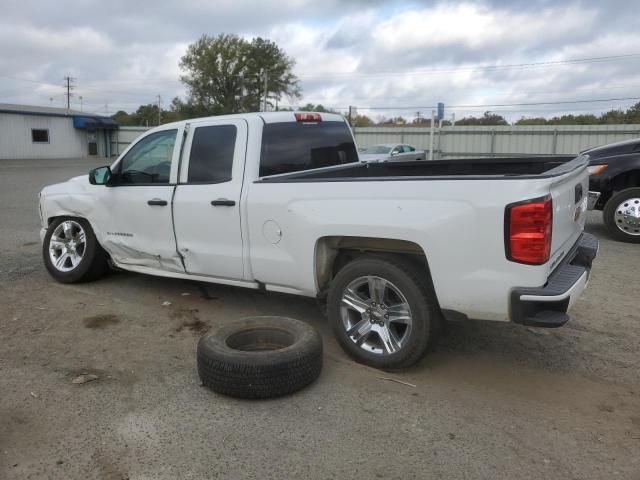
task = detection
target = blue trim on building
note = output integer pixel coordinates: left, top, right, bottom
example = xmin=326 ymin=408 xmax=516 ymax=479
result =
xmin=0 ymin=108 xmax=118 ymax=129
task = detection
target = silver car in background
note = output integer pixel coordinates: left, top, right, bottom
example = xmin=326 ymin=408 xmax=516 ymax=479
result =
xmin=358 ymin=143 xmax=426 ymax=163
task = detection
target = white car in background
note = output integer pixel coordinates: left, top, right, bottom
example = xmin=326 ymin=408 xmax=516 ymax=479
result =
xmin=358 ymin=144 xmax=425 ymax=162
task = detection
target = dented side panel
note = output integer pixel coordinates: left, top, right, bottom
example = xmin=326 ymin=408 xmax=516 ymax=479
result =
xmin=39 ymin=122 xmax=187 ymax=273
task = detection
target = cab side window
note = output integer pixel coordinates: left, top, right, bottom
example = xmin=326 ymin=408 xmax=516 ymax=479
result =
xmin=118 ymin=130 xmax=177 ymax=184
xmin=403 ymin=145 xmax=415 ymax=152
xmin=188 ymin=125 xmax=237 ymax=183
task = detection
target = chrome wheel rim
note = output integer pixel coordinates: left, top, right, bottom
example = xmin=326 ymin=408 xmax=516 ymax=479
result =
xmin=340 ymin=276 xmax=413 ymax=355
xmin=48 ymin=220 xmax=87 ymax=272
xmin=614 ymin=198 xmax=640 ymax=235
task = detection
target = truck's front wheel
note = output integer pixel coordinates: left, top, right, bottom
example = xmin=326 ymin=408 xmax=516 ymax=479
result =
xmin=327 ymin=255 xmax=438 ymax=369
xmin=603 ymin=187 xmax=640 ymax=243
xmin=43 ymin=217 xmax=109 ymax=283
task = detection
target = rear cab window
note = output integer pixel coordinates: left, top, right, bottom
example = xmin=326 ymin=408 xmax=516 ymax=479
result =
xmin=259 ymin=120 xmax=358 ymax=177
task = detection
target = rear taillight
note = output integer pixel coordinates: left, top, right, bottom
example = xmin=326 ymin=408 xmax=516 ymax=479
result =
xmin=505 ymin=196 xmax=553 ymax=265
xmin=295 ymin=112 xmax=322 ymax=122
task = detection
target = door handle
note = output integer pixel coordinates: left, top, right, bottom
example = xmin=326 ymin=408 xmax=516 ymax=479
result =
xmin=211 ymin=199 xmax=236 ymax=207
xmin=147 ymin=199 xmax=168 ymax=206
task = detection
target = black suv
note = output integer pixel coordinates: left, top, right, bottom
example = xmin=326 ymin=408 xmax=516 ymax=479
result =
xmin=585 ymin=139 xmax=640 ymax=243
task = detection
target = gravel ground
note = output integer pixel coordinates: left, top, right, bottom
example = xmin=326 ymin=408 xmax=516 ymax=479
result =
xmin=1 ymin=158 xmax=639 ymax=480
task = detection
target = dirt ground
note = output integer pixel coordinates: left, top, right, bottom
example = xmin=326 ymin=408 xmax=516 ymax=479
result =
xmin=1 ymin=158 xmax=639 ymax=479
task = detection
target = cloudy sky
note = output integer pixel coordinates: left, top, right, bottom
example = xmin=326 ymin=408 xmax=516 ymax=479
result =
xmin=2 ymin=0 xmax=640 ymax=122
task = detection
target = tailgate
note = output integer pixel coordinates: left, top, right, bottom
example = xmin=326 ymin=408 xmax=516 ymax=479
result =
xmin=548 ymin=158 xmax=589 ymax=269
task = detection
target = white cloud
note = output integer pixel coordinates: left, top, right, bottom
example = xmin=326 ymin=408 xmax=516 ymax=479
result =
xmin=0 ymin=0 xmax=638 ymax=121
xmin=374 ymin=3 xmax=597 ymax=52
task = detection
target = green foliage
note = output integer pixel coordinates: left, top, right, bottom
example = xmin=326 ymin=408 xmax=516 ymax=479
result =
xmin=455 ymin=111 xmax=509 ymax=126
xmin=412 ymin=117 xmax=430 ymax=125
xmin=378 ymin=116 xmax=407 ymax=125
xmin=112 ymin=102 xmax=184 ymax=126
xmin=515 ymin=102 xmax=640 ymax=125
xmin=298 ymin=103 xmax=335 ymax=113
xmin=177 ymin=34 xmax=300 ymax=116
xmin=352 ymin=114 xmax=374 ymax=127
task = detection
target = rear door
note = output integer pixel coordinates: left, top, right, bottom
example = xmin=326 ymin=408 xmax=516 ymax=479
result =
xmin=172 ymin=119 xmax=247 ymax=280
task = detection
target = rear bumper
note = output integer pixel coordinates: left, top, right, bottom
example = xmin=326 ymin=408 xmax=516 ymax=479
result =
xmin=510 ymin=232 xmax=599 ymax=327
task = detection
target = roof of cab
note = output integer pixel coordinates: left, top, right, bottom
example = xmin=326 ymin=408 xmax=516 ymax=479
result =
xmin=159 ymin=111 xmax=346 ymax=129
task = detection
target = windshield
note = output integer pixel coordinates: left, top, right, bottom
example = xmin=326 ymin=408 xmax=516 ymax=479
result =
xmin=362 ymin=145 xmax=391 ymax=155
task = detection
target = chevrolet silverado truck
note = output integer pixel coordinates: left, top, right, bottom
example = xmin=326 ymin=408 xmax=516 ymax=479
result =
xmin=38 ymin=111 xmax=598 ymax=369
xmin=584 ymin=138 xmax=640 ymax=243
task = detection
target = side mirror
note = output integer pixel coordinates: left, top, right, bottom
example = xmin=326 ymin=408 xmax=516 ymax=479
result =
xmin=89 ymin=166 xmax=111 ymax=185
xmin=390 ymin=150 xmax=399 ymax=157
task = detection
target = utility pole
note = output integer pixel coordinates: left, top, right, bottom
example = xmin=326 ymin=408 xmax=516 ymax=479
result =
xmin=157 ymin=95 xmax=162 ymax=125
xmin=79 ymin=96 xmax=83 ymax=112
xmin=429 ymin=109 xmax=435 ymax=160
xmin=63 ymin=75 xmax=75 ymax=111
xmin=261 ymin=69 xmax=268 ymax=112
xmin=415 ymin=111 xmax=422 ymax=124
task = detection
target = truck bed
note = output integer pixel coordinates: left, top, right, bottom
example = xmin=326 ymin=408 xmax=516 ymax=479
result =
xmin=257 ymin=156 xmax=581 ymax=182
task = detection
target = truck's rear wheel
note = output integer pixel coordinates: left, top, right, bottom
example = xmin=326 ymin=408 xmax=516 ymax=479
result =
xmin=603 ymin=187 xmax=640 ymax=243
xmin=43 ymin=217 xmax=109 ymax=283
xmin=327 ymin=255 xmax=438 ymax=369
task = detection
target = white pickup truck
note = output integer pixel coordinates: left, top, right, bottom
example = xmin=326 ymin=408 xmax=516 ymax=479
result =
xmin=39 ymin=111 xmax=598 ymax=368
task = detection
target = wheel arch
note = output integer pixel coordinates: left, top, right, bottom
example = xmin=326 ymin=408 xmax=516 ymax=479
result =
xmin=598 ymin=169 xmax=640 ymax=208
xmin=46 ymin=214 xmax=109 ymax=253
xmin=314 ymin=236 xmax=437 ymax=299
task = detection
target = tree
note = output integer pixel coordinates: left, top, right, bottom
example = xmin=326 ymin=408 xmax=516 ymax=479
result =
xmin=515 ymin=117 xmax=549 ymax=126
xmin=377 ymin=116 xmax=407 ymax=125
xmin=178 ymin=34 xmax=300 ymax=117
xmin=352 ymin=114 xmax=374 ymax=127
xmin=298 ymin=103 xmax=335 ymax=113
xmin=456 ymin=111 xmax=509 ymax=126
xmin=112 ymin=110 xmax=134 ymax=125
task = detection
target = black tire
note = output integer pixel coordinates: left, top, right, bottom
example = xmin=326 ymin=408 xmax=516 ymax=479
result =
xmin=197 ymin=316 xmax=323 ymax=399
xmin=43 ymin=217 xmax=109 ymax=283
xmin=327 ymin=254 xmax=439 ymax=370
xmin=603 ymin=187 xmax=640 ymax=243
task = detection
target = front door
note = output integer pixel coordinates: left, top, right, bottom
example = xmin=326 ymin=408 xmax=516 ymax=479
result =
xmin=93 ymin=127 xmax=183 ymax=272
xmin=173 ymin=119 xmax=247 ymax=280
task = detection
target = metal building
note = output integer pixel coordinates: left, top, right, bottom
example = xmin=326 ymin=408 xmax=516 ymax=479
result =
xmin=0 ymin=103 xmax=118 ymax=160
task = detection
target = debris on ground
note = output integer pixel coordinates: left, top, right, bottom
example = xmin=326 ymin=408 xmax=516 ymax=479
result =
xmin=72 ymin=374 xmax=99 ymax=384
xmin=29 ymin=391 xmax=38 ymax=398
xmin=377 ymin=376 xmax=416 ymax=388
xmin=83 ymin=314 xmax=120 ymax=329
xmin=162 ymin=301 xmax=172 ymax=306
xmin=181 ymin=292 xmax=190 ymax=296
xmin=527 ymin=327 xmax=551 ymax=336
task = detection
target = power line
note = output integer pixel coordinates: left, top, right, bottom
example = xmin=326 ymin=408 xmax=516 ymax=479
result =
xmin=295 ymin=53 xmax=640 ymax=78
xmin=289 ymin=96 xmax=640 ymax=111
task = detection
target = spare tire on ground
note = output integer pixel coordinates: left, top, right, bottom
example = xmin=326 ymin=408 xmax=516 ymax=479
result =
xmin=197 ymin=316 xmax=323 ymax=399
